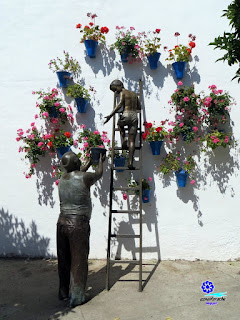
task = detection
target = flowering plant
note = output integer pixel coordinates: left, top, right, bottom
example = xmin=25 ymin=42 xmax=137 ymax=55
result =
xmin=158 ymin=152 xmax=196 ymax=179
xmin=113 ymin=141 xmax=128 ymax=158
xmin=77 ymin=126 xmax=110 ymax=163
xmin=76 ymin=13 xmax=109 ymax=43
xmin=33 ymin=88 xmax=73 ymax=124
xmin=141 ymin=29 xmax=161 ymax=55
xmin=48 ymin=51 xmax=81 ymax=76
xmin=126 ymin=177 xmax=152 ymax=196
xmin=201 ymin=85 xmax=233 ymax=127
xmin=110 ymin=26 xmax=143 ymax=62
xmin=16 ymin=125 xmax=48 ymax=177
xmin=142 ymin=122 xmax=168 ymax=142
xmin=48 ymin=130 xmax=74 ymax=149
xmin=67 ymin=83 xmax=91 ymax=100
xmin=171 ymin=120 xmax=200 ymax=144
xmin=201 ymin=130 xmax=234 ymax=151
xmin=165 ymin=33 xmax=196 ymax=62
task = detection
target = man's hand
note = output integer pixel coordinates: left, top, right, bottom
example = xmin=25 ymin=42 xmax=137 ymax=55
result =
xmin=99 ymin=153 xmax=106 ymax=162
xmin=104 ymin=115 xmax=111 ymax=124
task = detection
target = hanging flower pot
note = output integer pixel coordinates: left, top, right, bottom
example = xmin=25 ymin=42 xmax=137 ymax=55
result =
xmin=56 ymin=71 xmax=71 ymax=88
xmin=175 ymin=169 xmax=189 ymax=187
xmin=114 ymin=156 xmax=126 ymax=172
xmin=56 ymin=145 xmax=71 ymax=159
xmin=120 ymin=47 xmax=130 ymax=62
xmin=84 ymin=40 xmax=98 ymax=58
xmin=75 ymin=97 xmax=89 ymax=113
xmin=172 ymin=61 xmax=186 ymax=80
xmin=142 ymin=189 xmax=151 ymax=203
xmin=149 ymin=141 xmax=163 ymax=155
xmin=48 ymin=106 xmax=58 ymax=118
xmin=147 ymin=52 xmax=161 ymax=70
xmin=91 ymin=147 xmax=106 ymax=164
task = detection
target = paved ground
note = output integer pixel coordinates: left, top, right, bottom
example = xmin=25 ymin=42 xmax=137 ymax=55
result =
xmin=0 ymin=259 xmax=239 ymax=320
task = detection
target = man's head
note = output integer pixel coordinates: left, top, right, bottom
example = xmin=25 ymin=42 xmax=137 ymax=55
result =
xmin=61 ymin=151 xmax=81 ymax=172
xmin=110 ymin=80 xmax=124 ymax=93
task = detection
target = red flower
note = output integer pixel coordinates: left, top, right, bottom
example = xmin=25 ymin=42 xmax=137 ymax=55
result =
xmin=84 ymin=25 xmax=90 ymax=30
xmin=64 ymin=132 xmax=71 ymax=138
xmin=175 ymin=45 xmax=179 ymax=49
xmin=101 ymin=26 xmax=109 ymax=34
xmin=155 ymin=29 xmax=161 ymax=33
xmin=89 ymin=22 xmax=94 ymax=26
xmin=187 ymin=48 xmax=191 ymax=55
xmin=189 ymin=41 xmax=196 ymax=48
xmin=174 ymin=32 xmax=180 ymax=37
xmin=145 ymin=122 xmax=152 ymax=129
xmin=156 ymin=127 xmax=163 ymax=133
xmin=48 ymin=141 xmax=53 ymax=148
xmin=142 ymin=132 xmax=148 ymax=140
xmin=76 ymin=23 xmax=82 ymax=29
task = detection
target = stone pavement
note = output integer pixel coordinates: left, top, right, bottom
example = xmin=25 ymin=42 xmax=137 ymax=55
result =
xmin=0 ymin=259 xmax=239 ymax=320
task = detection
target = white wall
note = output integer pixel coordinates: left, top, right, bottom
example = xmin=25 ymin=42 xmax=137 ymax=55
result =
xmin=1 ymin=0 xmax=240 ymax=260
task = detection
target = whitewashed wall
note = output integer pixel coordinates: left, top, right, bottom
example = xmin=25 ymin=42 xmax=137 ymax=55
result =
xmin=1 ymin=0 xmax=240 ymax=260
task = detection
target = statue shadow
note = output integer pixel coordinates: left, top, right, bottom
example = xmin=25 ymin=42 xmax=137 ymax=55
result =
xmin=84 ymin=45 xmax=115 ymax=76
xmin=0 ymin=208 xmax=50 ymax=257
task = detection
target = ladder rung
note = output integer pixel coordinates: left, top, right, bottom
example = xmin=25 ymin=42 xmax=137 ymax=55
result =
xmin=110 ymin=234 xmax=140 ymax=239
xmin=114 ymin=128 xmax=141 ymax=132
xmin=109 ymin=260 xmax=140 ymax=264
xmin=114 ymin=146 xmax=141 ymax=150
xmin=111 ymin=210 xmax=140 ymax=214
xmin=113 ymin=167 xmax=140 ymax=171
xmin=113 ymin=187 xmax=139 ymax=191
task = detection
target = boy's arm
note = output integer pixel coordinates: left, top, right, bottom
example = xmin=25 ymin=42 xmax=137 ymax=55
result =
xmin=104 ymin=92 xmax=124 ymax=124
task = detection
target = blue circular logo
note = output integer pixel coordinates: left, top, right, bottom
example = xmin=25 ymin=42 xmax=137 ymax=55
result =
xmin=202 ymin=281 xmax=214 ymax=293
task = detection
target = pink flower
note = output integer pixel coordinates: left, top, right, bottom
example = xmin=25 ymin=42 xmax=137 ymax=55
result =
xmin=83 ymin=142 xmax=89 ymax=148
xmin=68 ymin=105 xmax=72 ymax=112
xmin=73 ymin=140 xmax=78 ymax=146
xmin=25 ymin=174 xmax=31 ymax=179
xmin=192 ymin=126 xmax=198 ymax=132
xmin=224 ymin=138 xmax=229 ymax=143
xmin=123 ymin=192 xmax=128 ymax=200
xmin=93 ymin=130 xmax=100 ymax=135
xmin=168 ymin=128 xmax=173 ymax=132
xmin=42 ymin=112 xmax=49 ymax=117
xmin=59 ymin=108 xmax=65 ymax=113
xmin=148 ymin=177 xmax=152 ymax=182
xmin=32 ymin=91 xmax=36 ymax=94
xmin=31 ymin=163 xmax=36 ymax=168
xmin=43 ymin=96 xmax=49 ymax=100
xmin=55 ymin=102 xmax=60 ymax=107
xmin=32 ymin=126 xmax=37 ymax=131
xmin=179 ymin=123 xmax=184 ymax=127
xmin=218 ymin=90 xmax=223 ymax=94
xmin=38 ymin=142 xmax=44 ymax=147
xmin=208 ymin=84 xmax=217 ymax=90
xmin=177 ymin=81 xmax=183 ymax=86
xmin=34 ymin=114 xmax=38 ymax=119
xmin=190 ymin=180 xmax=195 ymax=185
xmin=16 ymin=137 xmax=21 ymax=141
xmin=174 ymin=89 xmax=179 ymax=93
xmin=130 ymin=27 xmax=135 ymax=30
xmin=183 ymin=97 xmax=190 ymax=102
xmin=55 ymin=179 xmax=59 ymax=186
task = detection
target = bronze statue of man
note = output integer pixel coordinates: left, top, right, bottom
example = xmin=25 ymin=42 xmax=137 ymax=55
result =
xmin=57 ymin=151 xmax=104 ymax=307
xmin=104 ymin=80 xmax=141 ymax=169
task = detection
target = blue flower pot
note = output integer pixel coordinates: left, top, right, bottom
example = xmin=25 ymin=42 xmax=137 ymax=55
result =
xmin=175 ymin=169 xmax=189 ymax=187
xmin=56 ymin=71 xmax=71 ymax=88
xmin=147 ymin=52 xmax=161 ymax=69
xmin=120 ymin=48 xmax=130 ymax=62
xmin=56 ymin=146 xmax=71 ymax=159
xmin=91 ymin=147 xmax=106 ymax=164
xmin=84 ymin=40 xmax=98 ymax=58
xmin=149 ymin=141 xmax=163 ymax=155
xmin=142 ymin=189 xmax=150 ymax=203
xmin=75 ymin=97 xmax=89 ymax=113
xmin=172 ymin=61 xmax=186 ymax=80
xmin=48 ymin=106 xmax=58 ymax=118
xmin=114 ymin=156 xmax=126 ymax=172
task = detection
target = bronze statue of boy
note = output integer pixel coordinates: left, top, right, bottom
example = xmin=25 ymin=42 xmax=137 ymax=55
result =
xmin=57 ymin=151 xmax=104 ymax=307
xmin=104 ymin=80 xmax=141 ymax=169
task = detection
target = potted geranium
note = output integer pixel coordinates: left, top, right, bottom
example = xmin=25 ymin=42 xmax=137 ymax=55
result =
xmin=33 ymin=88 xmax=72 ymax=124
xmin=158 ymin=152 xmax=196 ymax=187
xmin=76 ymin=13 xmax=109 ymax=58
xmin=201 ymin=130 xmax=234 ymax=152
xmin=16 ymin=125 xmax=48 ymax=178
xmin=201 ymin=85 xmax=233 ymax=129
xmin=142 ymin=29 xmax=161 ymax=69
xmin=172 ymin=120 xmax=200 ymax=144
xmin=165 ymin=33 xmax=196 ymax=79
xmin=48 ymin=51 xmax=81 ymax=88
xmin=127 ymin=177 xmax=152 ymax=203
xmin=78 ymin=126 xmax=110 ymax=164
xmin=48 ymin=130 xmax=74 ymax=158
xmin=142 ymin=121 xmax=168 ymax=155
xmin=67 ymin=82 xmax=92 ymax=113
xmin=111 ymin=26 xmax=143 ymax=63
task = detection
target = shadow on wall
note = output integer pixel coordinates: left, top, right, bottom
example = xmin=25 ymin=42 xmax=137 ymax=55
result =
xmin=0 ymin=208 xmax=50 ymax=257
